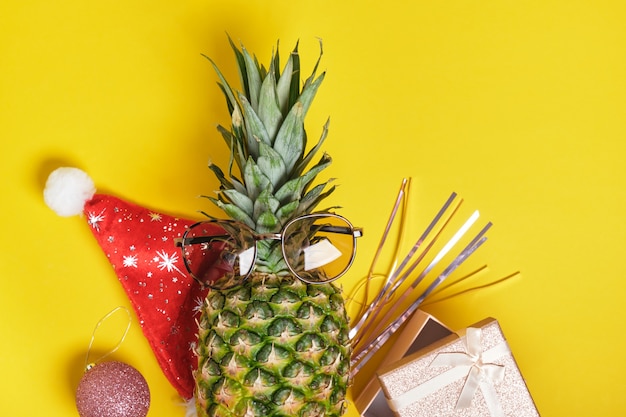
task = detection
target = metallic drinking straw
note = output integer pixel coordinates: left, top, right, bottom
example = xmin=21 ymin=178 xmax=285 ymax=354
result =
xmin=350 ymin=221 xmax=492 ymax=375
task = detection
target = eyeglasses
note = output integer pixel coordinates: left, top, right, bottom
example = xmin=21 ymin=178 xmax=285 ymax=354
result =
xmin=174 ymin=213 xmax=363 ymax=290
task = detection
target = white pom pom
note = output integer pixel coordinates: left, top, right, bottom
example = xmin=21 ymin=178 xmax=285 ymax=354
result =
xmin=44 ymin=167 xmax=96 ymax=217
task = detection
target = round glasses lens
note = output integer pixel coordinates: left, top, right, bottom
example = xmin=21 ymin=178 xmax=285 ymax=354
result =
xmin=283 ymin=215 xmax=355 ymax=283
xmin=181 ymin=221 xmax=256 ymax=289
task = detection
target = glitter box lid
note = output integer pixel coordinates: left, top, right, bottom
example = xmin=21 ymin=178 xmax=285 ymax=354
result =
xmin=377 ymin=318 xmax=541 ymax=417
xmin=353 ymin=310 xmax=453 ymax=416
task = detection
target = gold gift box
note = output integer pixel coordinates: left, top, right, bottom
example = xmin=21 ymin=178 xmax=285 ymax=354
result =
xmin=377 ymin=318 xmax=540 ymax=417
xmin=353 ymin=310 xmax=453 ymax=416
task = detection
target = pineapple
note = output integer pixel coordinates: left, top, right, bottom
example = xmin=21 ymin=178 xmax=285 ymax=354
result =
xmin=191 ymin=39 xmax=354 ymax=417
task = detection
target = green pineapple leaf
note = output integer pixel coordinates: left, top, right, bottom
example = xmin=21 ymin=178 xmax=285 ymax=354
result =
xmin=238 ymin=93 xmax=270 ymax=157
xmin=243 ymin=158 xmax=271 ymax=200
xmin=275 ymin=50 xmax=293 ymax=115
xmin=253 ymin=189 xmax=280 ymax=224
xmin=274 ymin=153 xmax=332 ymax=205
xmin=257 ymin=65 xmax=283 ymax=142
xmin=273 ymin=73 xmax=325 ymax=175
xmin=271 ymin=40 xmax=281 ymax=80
xmin=275 ymin=200 xmax=300 ymax=224
xmin=241 ymin=46 xmax=263 ymax=111
xmin=273 ymin=101 xmax=305 ymax=175
xmin=256 ymin=211 xmax=280 ymax=234
xmin=216 ymin=124 xmax=247 ymax=173
xmin=210 ymin=198 xmax=255 ymax=229
xmin=222 ymin=189 xmax=254 ymax=218
xmin=227 ymin=36 xmax=250 ymax=102
xmin=296 ymin=71 xmax=325 ymax=123
xmin=203 ymin=54 xmax=240 ymax=118
xmin=287 ymin=41 xmax=301 ymax=112
xmin=302 ymin=39 xmax=324 ymax=91
xmin=255 ymin=240 xmax=288 ymax=272
xmin=216 ymin=82 xmax=235 ymax=117
xmin=208 ymin=163 xmax=235 ymax=190
xmin=300 ymin=182 xmax=336 ymax=215
xmin=293 ymin=117 xmax=330 ymax=178
xmin=258 ymin=141 xmax=287 ymax=189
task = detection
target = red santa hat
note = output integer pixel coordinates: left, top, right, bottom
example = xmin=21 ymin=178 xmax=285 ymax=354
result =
xmin=44 ymin=167 xmax=207 ymax=400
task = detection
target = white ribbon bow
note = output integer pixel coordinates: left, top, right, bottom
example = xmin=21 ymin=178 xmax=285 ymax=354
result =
xmin=386 ymin=326 xmax=510 ymax=416
xmin=430 ymin=327 xmax=508 ymax=416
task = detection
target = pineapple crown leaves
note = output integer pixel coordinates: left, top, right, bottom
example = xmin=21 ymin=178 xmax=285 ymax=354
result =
xmin=203 ymin=38 xmax=335 ymax=232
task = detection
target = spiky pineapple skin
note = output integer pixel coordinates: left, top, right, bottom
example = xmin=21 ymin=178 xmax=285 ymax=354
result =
xmin=195 ymin=273 xmax=350 ymax=417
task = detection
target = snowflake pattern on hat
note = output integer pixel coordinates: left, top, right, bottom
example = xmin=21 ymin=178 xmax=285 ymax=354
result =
xmin=83 ymin=194 xmax=207 ymax=400
xmin=44 ymin=167 xmax=208 ymax=400
xmin=83 ymin=194 xmax=207 ymax=399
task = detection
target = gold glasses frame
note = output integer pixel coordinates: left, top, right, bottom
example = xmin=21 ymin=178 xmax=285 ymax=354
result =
xmin=175 ymin=213 xmax=363 ymax=289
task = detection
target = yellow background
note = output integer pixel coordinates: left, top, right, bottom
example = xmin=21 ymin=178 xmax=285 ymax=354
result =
xmin=2 ymin=1 xmax=625 ymax=416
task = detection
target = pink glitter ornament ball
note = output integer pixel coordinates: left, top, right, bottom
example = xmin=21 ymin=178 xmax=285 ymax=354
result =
xmin=75 ymin=361 xmax=150 ymax=417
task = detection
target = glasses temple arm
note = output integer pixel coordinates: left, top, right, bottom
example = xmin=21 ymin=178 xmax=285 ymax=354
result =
xmin=318 ymin=225 xmax=363 ymax=237
xmin=174 ymin=235 xmax=231 ymax=247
